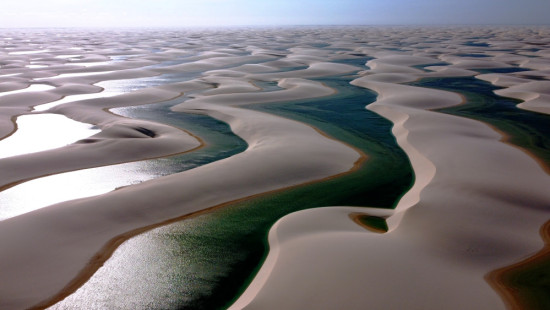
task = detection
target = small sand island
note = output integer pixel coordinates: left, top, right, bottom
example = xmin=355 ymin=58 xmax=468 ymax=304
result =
xmin=0 ymin=25 xmax=549 ymax=310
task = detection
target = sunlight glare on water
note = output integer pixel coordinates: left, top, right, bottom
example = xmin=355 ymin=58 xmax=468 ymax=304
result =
xmin=0 ymin=162 xmax=162 ymax=221
xmin=34 ymin=70 xmax=116 ymax=80
xmin=33 ymin=91 xmax=122 ymax=111
xmin=0 ymin=84 xmax=55 ymax=97
xmin=0 ymin=114 xmax=100 ymax=158
xmin=47 ymin=224 xmax=202 ymax=310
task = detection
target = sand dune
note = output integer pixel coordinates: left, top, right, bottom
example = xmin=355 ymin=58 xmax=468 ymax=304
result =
xmin=495 ymin=81 xmax=550 ymax=114
xmin=231 ymin=29 xmax=550 ymax=310
xmin=0 ymin=30 xmax=361 ymax=308
xmin=0 ymin=27 xmax=549 ymax=310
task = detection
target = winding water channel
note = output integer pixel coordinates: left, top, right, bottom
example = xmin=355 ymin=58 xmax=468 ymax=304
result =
xmin=50 ymin=70 xmax=415 ymax=309
xmin=3 ymin=48 xmax=547 ymax=310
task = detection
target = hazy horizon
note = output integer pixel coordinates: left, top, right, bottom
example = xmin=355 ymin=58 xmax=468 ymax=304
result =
xmin=1 ymin=0 xmax=549 ymax=28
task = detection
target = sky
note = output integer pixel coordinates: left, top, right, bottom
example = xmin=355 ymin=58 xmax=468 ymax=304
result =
xmin=0 ymin=0 xmax=549 ymax=28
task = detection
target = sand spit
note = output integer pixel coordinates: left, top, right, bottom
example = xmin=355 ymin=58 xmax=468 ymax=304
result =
xmin=0 ymin=27 xmax=549 ymax=309
xmin=231 ymin=28 xmax=550 ymax=310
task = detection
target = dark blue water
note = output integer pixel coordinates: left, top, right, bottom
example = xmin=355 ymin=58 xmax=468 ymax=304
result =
xmin=410 ymin=76 xmax=550 ymax=166
xmin=465 ymin=41 xmax=490 ymax=47
xmin=475 ymin=67 xmax=530 ymax=74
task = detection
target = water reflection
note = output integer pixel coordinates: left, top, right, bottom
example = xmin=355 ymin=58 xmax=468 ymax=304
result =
xmin=0 ymin=72 xmax=20 ymax=77
xmin=33 ymin=91 xmax=121 ymax=111
xmin=0 ymin=161 xmax=160 ymax=221
xmin=2 ymin=53 xmax=251 ymax=308
xmin=0 ymin=59 xmax=200 ymax=220
xmin=49 ymin=221 xmax=216 ymax=310
xmin=34 ymin=71 xmax=116 ymax=80
xmin=97 ymin=77 xmax=169 ymax=93
xmin=0 ymin=84 xmax=55 ymax=97
xmin=0 ymin=113 xmax=99 ymax=157
xmin=55 ymin=55 xmax=82 ymax=59
xmin=48 ymin=76 xmax=410 ymax=310
xmin=8 ymin=49 xmax=49 ymax=55
xmin=0 ymin=98 xmax=247 ymax=221
xmin=70 ymin=61 xmax=114 ymax=67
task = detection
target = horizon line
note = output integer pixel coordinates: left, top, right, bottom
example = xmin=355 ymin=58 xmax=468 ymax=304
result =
xmin=1 ymin=23 xmax=550 ymax=30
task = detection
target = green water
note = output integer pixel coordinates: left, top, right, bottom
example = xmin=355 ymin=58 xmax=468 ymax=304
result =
xmin=59 ymin=73 xmax=414 ymax=309
xmin=112 ymin=96 xmax=248 ymax=174
xmin=409 ymin=76 xmax=550 ymax=166
xmin=63 ymin=65 xmax=550 ymax=310
xmin=356 ymin=215 xmax=389 ymax=233
xmin=160 ymin=76 xmax=413 ymax=309
xmin=409 ymin=74 xmax=550 ymax=309
xmin=500 ymin=257 xmax=550 ymax=310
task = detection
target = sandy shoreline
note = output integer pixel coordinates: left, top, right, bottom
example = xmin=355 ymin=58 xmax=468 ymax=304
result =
xmin=487 ymin=220 xmax=550 ymax=310
xmin=0 ymin=30 xmax=363 ymax=309
xmin=34 ymin=125 xmax=367 ymax=310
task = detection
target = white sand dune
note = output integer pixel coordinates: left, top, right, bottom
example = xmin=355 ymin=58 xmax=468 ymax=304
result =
xmin=518 ymin=58 xmax=550 ymax=71
xmin=0 ymin=85 xmax=206 ymax=190
xmin=0 ymin=26 xmax=549 ymax=310
xmin=246 ymin=62 xmax=360 ymax=81
xmin=477 ymin=73 xmax=532 ymax=88
xmin=231 ymin=36 xmax=550 ymax=310
xmin=477 ymin=66 xmax=550 ymax=115
xmin=495 ymin=80 xmax=550 ymax=115
xmin=440 ymin=56 xmax=513 ymax=69
xmin=200 ymin=76 xmax=261 ymax=95
xmin=0 ymin=37 xmax=361 ymax=308
xmin=174 ymin=77 xmax=335 ymax=107
xmin=474 ymin=56 xmax=550 ymax=115
xmin=151 ymin=54 xmax=277 ymax=75
xmin=0 ymin=116 xmax=200 ymax=191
